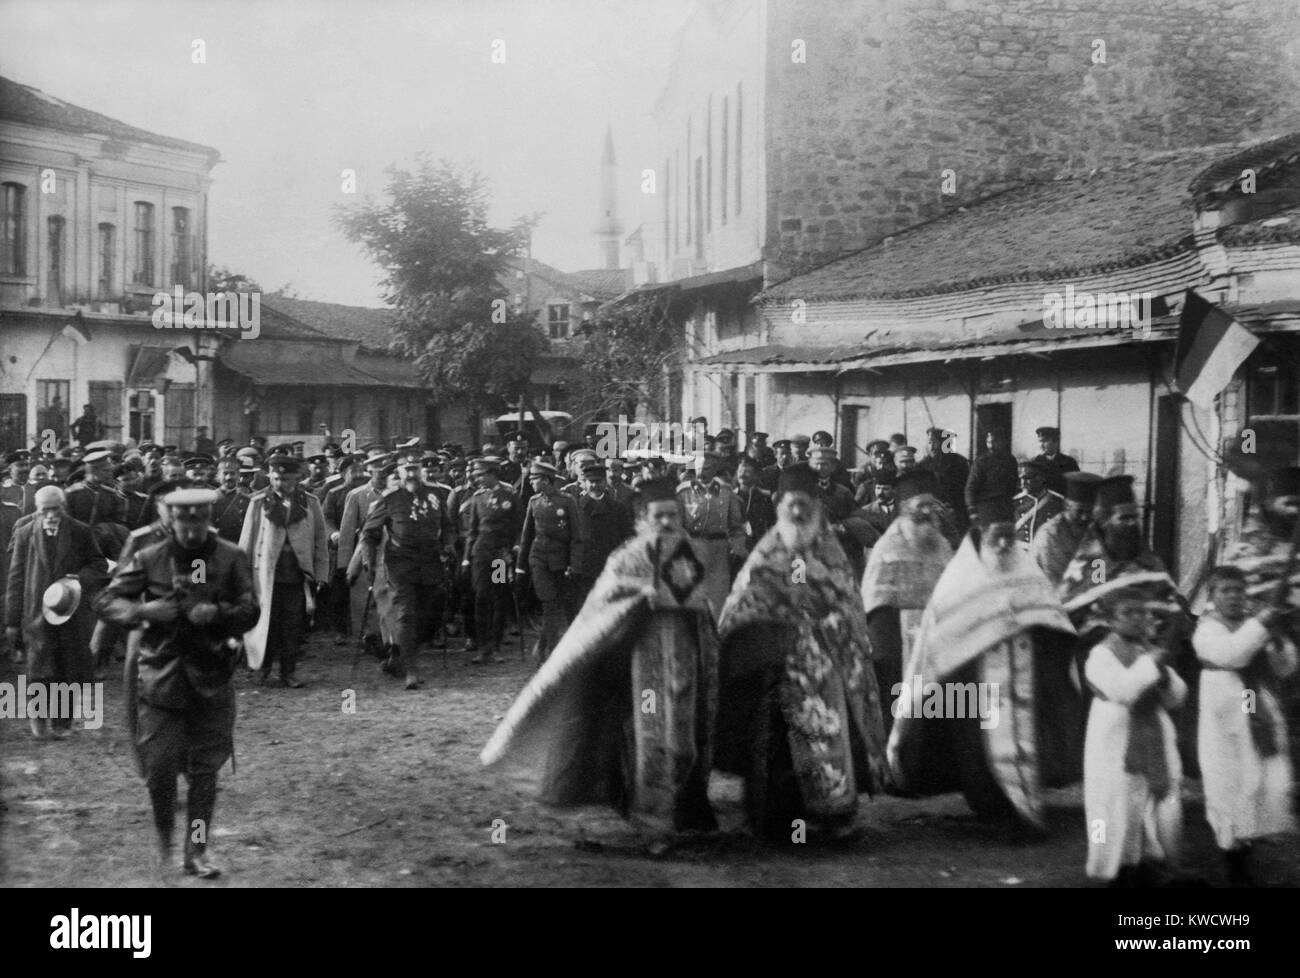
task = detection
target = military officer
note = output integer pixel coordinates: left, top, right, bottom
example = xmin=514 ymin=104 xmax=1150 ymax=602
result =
xmin=337 ymin=454 xmax=393 ymax=642
xmin=1013 ymin=458 xmax=1065 ymax=548
xmin=211 ymin=457 xmax=251 ymax=543
xmin=570 ymin=462 xmax=634 ymax=614
xmin=677 ymin=451 xmax=747 ymax=617
xmin=810 ymin=446 xmax=879 ymax=578
xmin=604 ymin=458 xmax=635 ymax=506
xmin=461 ymin=457 xmax=522 ymax=663
xmin=353 ymin=457 xmax=454 ymax=689
xmin=64 ymin=449 xmax=129 ymax=557
xmin=184 ymin=454 xmax=217 ymax=487
xmin=303 ymin=454 xmax=331 ymax=497
xmin=1 ymin=450 xmax=35 ymax=515
xmin=516 ymin=461 xmax=583 ymax=663
xmin=117 ymin=460 xmax=153 ymax=530
xmin=759 ymin=438 xmax=795 ymax=493
xmin=94 ymin=487 xmax=259 ymax=879
xmin=1030 ymin=425 xmax=1080 ymax=496
xmin=734 ymin=456 xmax=776 ymax=552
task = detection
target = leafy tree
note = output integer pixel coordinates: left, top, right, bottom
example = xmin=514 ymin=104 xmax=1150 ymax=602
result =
xmin=207 ymin=265 xmax=262 ymax=293
xmin=574 ymin=288 xmax=682 ymax=421
xmin=335 ymin=156 xmax=547 ymax=420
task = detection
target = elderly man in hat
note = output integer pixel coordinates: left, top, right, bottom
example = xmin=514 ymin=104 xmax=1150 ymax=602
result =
xmin=860 ymin=470 xmax=955 ymax=734
xmin=352 ymin=457 xmax=455 ymax=689
xmin=482 ymin=475 xmax=720 ymax=852
xmin=239 ymin=456 xmax=329 ymax=687
xmin=1014 ymin=458 xmax=1065 ymax=548
xmin=677 ymin=451 xmax=747 ymax=618
xmin=1032 ymin=471 xmax=1102 ymax=585
xmin=5 ymin=485 xmax=108 ymax=737
xmin=515 ymin=460 xmax=583 ymax=664
xmin=1030 ymin=426 xmax=1079 ymax=496
xmin=716 ymin=462 xmax=889 ymax=841
xmin=95 ymin=487 xmax=259 ymax=878
xmin=461 ymin=456 xmax=522 ymax=664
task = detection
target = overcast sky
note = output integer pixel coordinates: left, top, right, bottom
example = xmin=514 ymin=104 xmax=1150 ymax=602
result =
xmin=0 ymin=0 xmax=694 ymax=305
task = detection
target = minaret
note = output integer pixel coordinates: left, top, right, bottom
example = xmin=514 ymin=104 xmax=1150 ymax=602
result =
xmin=596 ymin=125 xmax=623 ymax=270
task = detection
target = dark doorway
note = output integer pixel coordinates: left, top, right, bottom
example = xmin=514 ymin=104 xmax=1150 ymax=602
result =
xmin=974 ymin=402 xmax=1012 ymax=456
xmin=840 ymin=405 xmax=870 ymax=468
xmin=1153 ymin=395 xmax=1181 ymax=575
xmin=0 ymin=393 xmax=26 ymax=454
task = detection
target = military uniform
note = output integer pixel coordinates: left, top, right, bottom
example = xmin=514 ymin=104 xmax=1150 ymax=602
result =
xmin=1014 ymin=488 xmax=1064 ymax=547
xmin=122 ymin=488 xmax=152 ymax=531
xmin=95 ymin=526 xmax=259 ymax=875
xmin=464 ymin=481 xmax=522 ymax=656
xmin=1031 ymin=451 xmax=1080 ymax=497
xmin=517 ymin=485 xmax=583 ymax=660
xmin=65 ymin=480 xmax=129 ymax=555
xmin=917 ymin=450 xmax=971 ymax=530
xmin=360 ymin=482 xmax=454 ymax=683
xmin=212 ymin=487 xmax=251 ymax=543
xmin=677 ymin=476 xmax=746 ymax=617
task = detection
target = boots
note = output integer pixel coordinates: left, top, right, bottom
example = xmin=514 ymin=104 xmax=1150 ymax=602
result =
xmin=148 ymin=779 xmax=177 ymax=872
xmin=183 ymin=774 xmax=221 ymax=879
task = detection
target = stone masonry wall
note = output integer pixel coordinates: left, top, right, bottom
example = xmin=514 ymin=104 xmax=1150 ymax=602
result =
xmin=764 ymin=0 xmax=1300 ymax=274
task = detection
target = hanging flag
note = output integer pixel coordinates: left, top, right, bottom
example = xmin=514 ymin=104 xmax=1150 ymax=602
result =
xmin=61 ymin=313 xmax=91 ymax=345
xmin=1174 ymin=290 xmax=1259 ymax=409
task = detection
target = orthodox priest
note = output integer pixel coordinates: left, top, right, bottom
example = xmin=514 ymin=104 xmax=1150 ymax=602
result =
xmin=1031 ymin=471 xmax=1101 ymax=585
xmin=860 ymin=470 xmax=954 ymax=733
xmin=715 ymin=463 xmax=888 ymax=841
xmin=887 ymin=521 xmax=1080 ymax=830
xmin=481 ymin=476 xmax=719 ymax=851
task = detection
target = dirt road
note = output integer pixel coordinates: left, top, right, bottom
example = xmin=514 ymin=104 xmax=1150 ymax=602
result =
xmin=3 ymin=630 xmax=1297 ymax=888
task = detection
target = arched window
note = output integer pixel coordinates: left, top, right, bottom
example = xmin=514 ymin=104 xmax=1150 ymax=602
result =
xmin=1 ymin=182 xmax=27 ymax=276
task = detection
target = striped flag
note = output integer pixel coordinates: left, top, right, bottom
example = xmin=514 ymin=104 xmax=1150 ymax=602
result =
xmin=61 ymin=314 xmax=91 ymax=345
xmin=1174 ymin=290 xmax=1259 ymax=409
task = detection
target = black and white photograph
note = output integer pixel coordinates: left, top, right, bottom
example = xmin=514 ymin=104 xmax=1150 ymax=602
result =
xmin=2 ymin=0 xmax=1300 ymax=919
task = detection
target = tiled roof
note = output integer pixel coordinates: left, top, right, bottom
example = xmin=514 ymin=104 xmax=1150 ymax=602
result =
xmin=259 ymin=295 xmax=398 ymax=349
xmin=1189 ymin=131 xmax=1300 ymax=202
xmin=0 ymin=75 xmax=220 ymax=160
xmin=567 ymin=268 xmax=634 ymax=298
xmin=219 ymin=343 xmax=396 ymax=388
xmin=761 ymin=139 xmax=1288 ymax=303
xmin=253 ymin=301 xmax=331 ymax=340
xmin=1219 ymin=205 xmax=1300 ymax=247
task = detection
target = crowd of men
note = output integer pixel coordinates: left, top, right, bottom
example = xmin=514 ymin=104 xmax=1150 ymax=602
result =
xmin=2 ymin=418 xmax=1297 ymax=886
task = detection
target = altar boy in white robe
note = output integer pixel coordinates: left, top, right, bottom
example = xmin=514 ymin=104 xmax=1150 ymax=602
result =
xmin=1084 ymin=586 xmax=1187 ymax=886
xmin=1193 ymin=566 xmax=1296 ymax=886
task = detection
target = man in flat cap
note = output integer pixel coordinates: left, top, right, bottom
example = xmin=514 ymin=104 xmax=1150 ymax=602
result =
xmin=239 ymin=456 xmax=329 ymax=687
xmin=855 ymin=439 xmax=896 ymax=507
xmin=746 ymin=431 xmax=775 ymax=469
xmin=184 ymin=455 xmax=217 ymax=487
xmin=790 ymin=433 xmax=811 ymax=463
xmin=570 ymin=460 xmax=635 ymax=615
xmin=810 ymin=446 xmax=878 ymax=578
xmin=461 ymin=457 xmax=523 ymax=664
xmin=117 ymin=460 xmax=152 ymax=531
xmin=604 ymin=458 xmax=635 ymax=507
xmin=1014 ymin=459 xmax=1065 ymax=548
xmin=759 ymin=438 xmax=795 ymax=494
xmin=516 ymin=461 xmax=583 ymax=663
xmin=918 ymin=427 xmax=971 ymax=532
xmin=354 ymin=457 xmax=455 ymax=689
xmin=965 ymin=429 xmax=1019 ymax=531
xmin=892 ymin=444 xmax=919 ymax=475
xmin=2 ymin=450 xmax=35 ymax=515
xmin=1031 ymin=426 xmax=1079 ymax=497
xmin=96 ymin=487 xmax=259 ymax=878
xmin=64 ymin=448 xmax=130 ymax=558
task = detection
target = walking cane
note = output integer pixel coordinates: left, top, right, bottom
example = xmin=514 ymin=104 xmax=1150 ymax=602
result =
xmin=350 ymin=584 xmax=375 ymax=687
xmin=509 ymin=569 xmax=525 ymax=661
